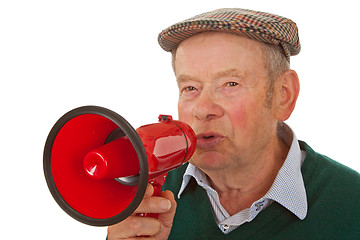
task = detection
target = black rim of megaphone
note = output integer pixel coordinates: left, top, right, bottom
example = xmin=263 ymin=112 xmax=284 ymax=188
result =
xmin=43 ymin=105 xmax=149 ymax=226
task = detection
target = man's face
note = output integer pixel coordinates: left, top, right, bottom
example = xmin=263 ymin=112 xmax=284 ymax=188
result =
xmin=174 ymin=32 xmax=279 ymax=171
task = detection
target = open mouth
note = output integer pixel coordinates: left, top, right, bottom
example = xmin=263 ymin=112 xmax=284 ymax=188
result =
xmin=196 ymin=133 xmax=223 ymax=149
xmin=202 ymin=135 xmax=214 ymax=139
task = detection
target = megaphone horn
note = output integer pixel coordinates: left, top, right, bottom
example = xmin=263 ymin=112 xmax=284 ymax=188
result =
xmin=43 ymin=106 xmax=196 ymax=226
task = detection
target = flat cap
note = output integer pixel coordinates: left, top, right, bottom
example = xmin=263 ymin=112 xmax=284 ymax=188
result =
xmin=158 ymin=8 xmax=300 ymax=61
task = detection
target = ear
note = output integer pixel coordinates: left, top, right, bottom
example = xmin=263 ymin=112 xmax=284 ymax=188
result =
xmin=274 ymin=70 xmax=300 ymax=121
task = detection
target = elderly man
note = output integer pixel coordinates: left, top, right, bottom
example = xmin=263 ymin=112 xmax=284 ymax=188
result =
xmin=108 ymin=8 xmax=360 ymax=239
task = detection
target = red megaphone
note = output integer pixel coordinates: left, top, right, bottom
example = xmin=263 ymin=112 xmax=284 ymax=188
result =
xmin=43 ymin=106 xmax=196 ymax=226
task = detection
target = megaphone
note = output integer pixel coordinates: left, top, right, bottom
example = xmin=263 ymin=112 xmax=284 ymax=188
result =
xmin=43 ymin=106 xmax=196 ymax=226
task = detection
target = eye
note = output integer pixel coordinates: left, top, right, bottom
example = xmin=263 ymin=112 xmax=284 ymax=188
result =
xmin=179 ymin=85 xmax=199 ymax=99
xmin=225 ymin=82 xmax=238 ymax=87
xmin=184 ymin=86 xmax=197 ymax=91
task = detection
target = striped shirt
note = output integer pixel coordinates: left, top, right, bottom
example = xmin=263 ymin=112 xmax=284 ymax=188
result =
xmin=177 ymin=122 xmax=308 ymax=234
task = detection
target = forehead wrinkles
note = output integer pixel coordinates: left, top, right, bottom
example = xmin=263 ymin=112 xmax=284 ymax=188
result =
xmin=174 ymin=33 xmax=267 ymax=88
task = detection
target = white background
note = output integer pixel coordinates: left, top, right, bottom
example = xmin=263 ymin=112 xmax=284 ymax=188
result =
xmin=1 ymin=0 xmax=359 ymax=239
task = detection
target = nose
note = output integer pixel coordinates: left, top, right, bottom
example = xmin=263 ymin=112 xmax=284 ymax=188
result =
xmin=193 ymin=89 xmax=224 ymax=121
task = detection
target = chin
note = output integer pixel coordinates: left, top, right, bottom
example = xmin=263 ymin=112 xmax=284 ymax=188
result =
xmin=189 ymin=150 xmax=229 ymax=171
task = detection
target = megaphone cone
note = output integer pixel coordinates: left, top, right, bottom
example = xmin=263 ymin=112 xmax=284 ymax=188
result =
xmin=43 ymin=106 xmax=196 ymax=226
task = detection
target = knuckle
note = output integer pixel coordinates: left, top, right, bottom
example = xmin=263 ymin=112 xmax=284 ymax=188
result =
xmin=129 ymin=217 xmax=142 ymax=233
xmin=149 ymin=219 xmax=162 ymax=235
xmin=135 ymin=198 xmax=151 ymax=213
xmin=107 ymin=225 xmax=119 ymax=240
xmin=144 ymin=184 xmax=154 ymax=197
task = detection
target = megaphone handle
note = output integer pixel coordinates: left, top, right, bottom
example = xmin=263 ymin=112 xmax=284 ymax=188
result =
xmin=137 ymin=173 xmax=167 ymax=219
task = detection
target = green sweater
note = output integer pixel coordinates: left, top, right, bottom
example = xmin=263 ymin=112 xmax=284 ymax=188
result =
xmin=162 ymin=141 xmax=360 ymax=239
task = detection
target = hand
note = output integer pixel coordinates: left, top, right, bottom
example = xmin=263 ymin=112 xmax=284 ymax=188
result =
xmin=107 ymin=184 xmax=177 ymax=240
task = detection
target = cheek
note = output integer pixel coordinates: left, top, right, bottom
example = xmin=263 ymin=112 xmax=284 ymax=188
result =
xmin=225 ymin=98 xmax=271 ymax=143
xmin=178 ymin=100 xmax=192 ymax=123
xmin=227 ymin=106 xmax=246 ymax=131
xmin=230 ymin=96 xmax=274 ymax=140
xmin=225 ymin=98 xmax=256 ymax=130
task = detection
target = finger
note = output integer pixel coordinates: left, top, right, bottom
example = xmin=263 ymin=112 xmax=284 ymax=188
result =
xmin=158 ymin=190 xmax=177 ymax=227
xmin=134 ymin=195 xmax=171 ymax=214
xmin=107 ymin=216 xmax=161 ymax=239
xmin=143 ymin=183 xmax=154 ymax=198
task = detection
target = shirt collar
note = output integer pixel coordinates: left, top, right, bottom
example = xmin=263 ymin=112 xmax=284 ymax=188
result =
xmin=263 ymin=122 xmax=307 ymax=219
xmin=177 ymin=122 xmax=308 ymax=220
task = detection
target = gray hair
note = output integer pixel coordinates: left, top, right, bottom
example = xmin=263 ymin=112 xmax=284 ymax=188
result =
xmin=261 ymin=43 xmax=290 ymax=108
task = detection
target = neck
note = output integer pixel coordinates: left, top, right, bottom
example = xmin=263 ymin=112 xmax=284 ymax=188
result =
xmin=203 ymin=135 xmax=289 ymax=215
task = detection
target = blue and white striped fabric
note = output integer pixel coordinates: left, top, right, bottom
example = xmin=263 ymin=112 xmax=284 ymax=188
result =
xmin=177 ymin=122 xmax=307 ymax=234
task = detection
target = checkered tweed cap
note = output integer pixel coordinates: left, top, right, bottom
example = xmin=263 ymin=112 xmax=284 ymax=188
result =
xmin=158 ymin=8 xmax=300 ymax=61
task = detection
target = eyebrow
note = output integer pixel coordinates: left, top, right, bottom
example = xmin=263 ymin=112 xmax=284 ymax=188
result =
xmin=177 ymin=69 xmax=244 ymax=81
xmin=216 ymin=69 xmax=257 ymax=87
xmin=176 ymin=74 xmax=192 ymax=83
xmin=176 ymin=68 xmax=253 ymax=91
xmin=214 ymin=68 xmax=245 ymax=79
